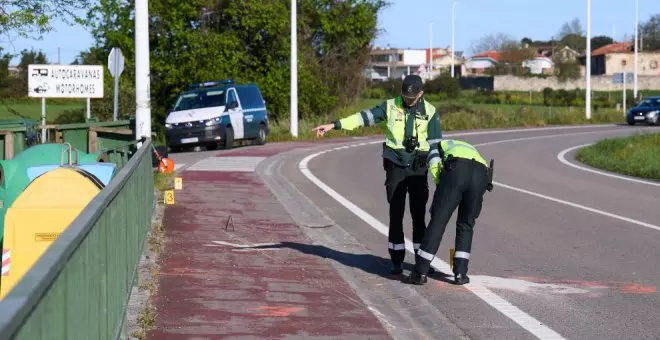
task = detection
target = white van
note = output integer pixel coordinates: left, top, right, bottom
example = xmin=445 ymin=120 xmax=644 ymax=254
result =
xmin=164 ymin=79 xmax=269 ymax=151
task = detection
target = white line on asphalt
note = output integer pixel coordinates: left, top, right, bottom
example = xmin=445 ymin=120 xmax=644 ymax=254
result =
xmin=557 ymin=144 xmax=660 ymax=188
xmin=492 ymin=181 xmax=660 ymax=232
xmin=299 ymin=128 xmax=577 ymax=340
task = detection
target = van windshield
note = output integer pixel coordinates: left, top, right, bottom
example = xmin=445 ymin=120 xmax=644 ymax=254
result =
xmin=172 ymin=89 xmax=226 ymax=111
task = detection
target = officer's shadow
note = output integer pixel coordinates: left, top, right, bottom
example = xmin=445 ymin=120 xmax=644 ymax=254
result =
xmin=241 ymin=241 xmax=455 ymax=283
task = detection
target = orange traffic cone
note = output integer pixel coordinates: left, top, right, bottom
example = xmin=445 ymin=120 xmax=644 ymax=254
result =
xmin=152 ymin=144 xmax=175 ymax=174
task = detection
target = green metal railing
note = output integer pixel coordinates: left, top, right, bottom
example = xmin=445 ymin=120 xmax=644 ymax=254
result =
xmin=51 ymin=120 xmax=132 ymax=153
xmin=0 ymin=126 xmax=35 ymax=160
xmin=0 ymin=138 xmax=155 ymax=340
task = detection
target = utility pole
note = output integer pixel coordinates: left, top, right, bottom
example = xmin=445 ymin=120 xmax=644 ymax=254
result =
xmin=451 ymin=1 xmax=457 ymax=78
xmin=586 ymin=0 xmax=591 ymax=120
xmin=634 ymin=0 xmax=639 ymax=98
xmin=290 ymin=0 xmax=298 ymax=138
xmin=429 ymin=21 xmax=433 ymax=80
xmin=135 ymin=0 xmax=152 ymax=142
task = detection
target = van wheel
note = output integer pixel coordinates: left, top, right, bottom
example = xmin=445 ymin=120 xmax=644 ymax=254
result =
xmin=224 ymin=127 xmax=234 ymax=149
xmin=256 ymin=125 xmax=267 ymax=145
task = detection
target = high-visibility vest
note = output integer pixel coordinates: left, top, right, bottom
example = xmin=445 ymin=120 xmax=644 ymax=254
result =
xmin=384 ymin=96 xmax=437 ymax=154
xmin=440 ymin=139 xmax=487 ymax=166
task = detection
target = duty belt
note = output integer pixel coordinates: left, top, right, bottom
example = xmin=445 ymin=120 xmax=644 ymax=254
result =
xmin=443 ymin=156 xmax=495 ymax=192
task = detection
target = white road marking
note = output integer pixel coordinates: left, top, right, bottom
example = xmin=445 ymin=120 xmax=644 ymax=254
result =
xmin=174 ymin=163 xmax=186 ymax=171
xmin=492 ymin=181 xmax=660 ymax=232
xmin=187 ymin=156 xmax=266 ymax=172
xmin=470 ymin=276 xmax=590 ymax=295
xmin=557 ymin=143 xmax=660 ymax=187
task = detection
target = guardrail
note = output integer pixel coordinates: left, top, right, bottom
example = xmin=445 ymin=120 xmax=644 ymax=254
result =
xmin=0 ymin=138 xmax=155 ymax=340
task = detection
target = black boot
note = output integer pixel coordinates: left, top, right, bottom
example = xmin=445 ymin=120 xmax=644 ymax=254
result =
xmin=454 ymin=273 xmax=470 ymax=285
xmin=403 ymin=270 xmax=427 ymax=285
xmin=391 ymin=263 xmax=403 ymax=275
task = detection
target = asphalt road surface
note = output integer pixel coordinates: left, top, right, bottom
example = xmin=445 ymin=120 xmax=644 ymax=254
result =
xmin=173 ymin=124 xmax=660 ymax=339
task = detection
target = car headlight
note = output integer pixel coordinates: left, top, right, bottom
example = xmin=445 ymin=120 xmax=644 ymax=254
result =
xmin=646 ymin=111 xmax=659 ymax=117
xmin=165 ymin=123 xmax=172 ymax=129
xmin=205 ymin=117 xmax=221 ymax=126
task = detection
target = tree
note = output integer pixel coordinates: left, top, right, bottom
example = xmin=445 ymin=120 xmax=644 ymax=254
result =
xmin=82 ymin=0 xmax=387 ymax=133
xmin=591 ymin=36 xmax=614 ymax=51
xmin=558 ymin=18 xmax=583 ymax=39
xmin=520 ymin=37 xmax=533 ymax=47
xmin=640 ymin=14 xmax=660 ymax=51
xmin=470 ymin=33 xmax=517 ymax=54
xmin=0 ymin=0 xmax=91 ymax=38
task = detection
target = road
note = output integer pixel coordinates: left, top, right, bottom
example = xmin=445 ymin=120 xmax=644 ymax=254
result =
xmin=172 ymin=124 xmax=660 ymax=339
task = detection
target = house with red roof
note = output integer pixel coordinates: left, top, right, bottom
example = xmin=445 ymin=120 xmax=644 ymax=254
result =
xmin=579 ymin=42 xmax=660 ymax=76
xmin=463 ymin=50 xmax=500 ymax=75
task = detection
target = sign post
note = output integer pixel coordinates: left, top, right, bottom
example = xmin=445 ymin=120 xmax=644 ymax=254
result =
xmin=108 ymin=48 xmax=125 ymax=121
xmin=28 ymin=64 xmax=104 ymax=142
xmin=612 ymin=72 xmax=634 ymax=115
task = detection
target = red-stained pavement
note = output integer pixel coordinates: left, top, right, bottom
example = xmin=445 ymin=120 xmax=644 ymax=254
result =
xmin=148 ymin=141 xmax=390 ymax=339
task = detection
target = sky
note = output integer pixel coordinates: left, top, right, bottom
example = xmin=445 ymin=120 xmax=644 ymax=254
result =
xmin=1 ymin=0 xmax=656 ymax=65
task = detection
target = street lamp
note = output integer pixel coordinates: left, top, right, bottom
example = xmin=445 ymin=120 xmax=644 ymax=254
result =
xmin=429 ymin=21 xmax=433 ymax=79
xmin=451 ymin=1 xmax=458 ymax=78
xmin=634 ymin=0 xmax=639 ymax=98
xmin=585 ymin=0 xmax=591 ymax=120
xmin=290 ymin=0 xmax=298 ymax=138
xmin=135 ymin=0 xmax=151 ymax=142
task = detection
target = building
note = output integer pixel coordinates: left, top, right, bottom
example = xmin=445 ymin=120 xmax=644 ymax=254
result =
xmin=579 ymin=42 xmax=660 ymax=76
xmin=366 ymin=47 xmax=427 ymax=80
xmin=463 ymin=50 xmax=500 ymax=75
xmin=522 ymin=56 xmax=554 ymax=74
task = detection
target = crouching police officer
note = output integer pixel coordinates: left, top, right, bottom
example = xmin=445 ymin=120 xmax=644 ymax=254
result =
xmin=404 ymin=139 xmax=494 ymax=285
xmin=313 ymin=75 xmax=443 ymax=275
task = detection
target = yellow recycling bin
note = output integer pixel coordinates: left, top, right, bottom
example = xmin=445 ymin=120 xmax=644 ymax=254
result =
xmin=0 ymin=167 xmax=103 ymax=298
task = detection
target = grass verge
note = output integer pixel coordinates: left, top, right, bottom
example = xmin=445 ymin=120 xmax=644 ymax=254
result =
xmin=266 ymin=99 xmax=626 ymax=142
xmin=575 ymin=132 xmax=660 ymax=180
xmin=128 ymin=171 xmax=172 ymax=339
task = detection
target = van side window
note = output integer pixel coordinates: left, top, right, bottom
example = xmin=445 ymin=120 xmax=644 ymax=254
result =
xmin=227 ymin=90 xmax=237 ymax=107
xmin=236 ymin=85 xmax=265 ymax=110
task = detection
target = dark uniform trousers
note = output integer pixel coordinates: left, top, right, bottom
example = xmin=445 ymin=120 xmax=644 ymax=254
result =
xmin=384 ymin=158 xmax=429 ymax=266
xmin=414 ymin=157 xmax=489 ymax=276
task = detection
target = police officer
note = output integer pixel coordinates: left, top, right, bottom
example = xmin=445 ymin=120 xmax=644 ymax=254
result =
xmin=403 ymin=139 xmax=493 ymax=285
xmin=313 ymin=75 xmax=443 ymax=275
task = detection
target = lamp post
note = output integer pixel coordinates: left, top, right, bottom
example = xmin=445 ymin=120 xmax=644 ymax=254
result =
xmin=290 ymin=0 xmax=298 ymax=138
xmin=451 ymin=1 xmax=457 ymax=78
xmin=634 ymin=0 xmax=639 ymax=98
xmin=429 ymin=21 xmax=433 ymax=79
xmin=135 ymin=0 xmax=151 ymax=142
xmin=585 ymin=0 xmax=591 ymax=120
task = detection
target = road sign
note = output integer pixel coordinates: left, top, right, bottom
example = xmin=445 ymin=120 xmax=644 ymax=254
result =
xmin=612 ymin=72 xmax=634 ymax=84
xmin=27 ymin=64 xmax=104 ymax=98
xmin=108 ymin=47 xmax=125 ymax=121
xmin=108 ymin=47 xmax=125 ymax=78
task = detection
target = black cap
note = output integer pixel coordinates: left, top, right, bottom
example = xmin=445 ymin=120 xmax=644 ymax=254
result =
xmin=402 ymin=75 xmax=423 ymax=98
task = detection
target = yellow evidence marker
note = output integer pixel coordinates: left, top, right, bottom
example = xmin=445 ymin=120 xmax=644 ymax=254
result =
xmin=164 ymin=190 xmax=175 ymax=205
xmin=449 ymin=248 xmax=455 ymax=271
xmin=174 ymin=177 xmax=183 ymax=190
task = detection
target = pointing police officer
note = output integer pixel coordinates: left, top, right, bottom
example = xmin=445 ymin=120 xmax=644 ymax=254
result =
xmin=313 ymin=74 xmax=443 ymax=275
xmin=404 ymin=139 xmax=494 ymax=285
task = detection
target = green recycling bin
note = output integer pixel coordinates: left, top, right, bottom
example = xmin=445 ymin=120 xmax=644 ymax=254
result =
xmin=0 ymin=143 xmax=107 ymax=247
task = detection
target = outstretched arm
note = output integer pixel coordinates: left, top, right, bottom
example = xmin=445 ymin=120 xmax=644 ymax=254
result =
xmin=313 ymin=101 xmax=388 ymax=137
